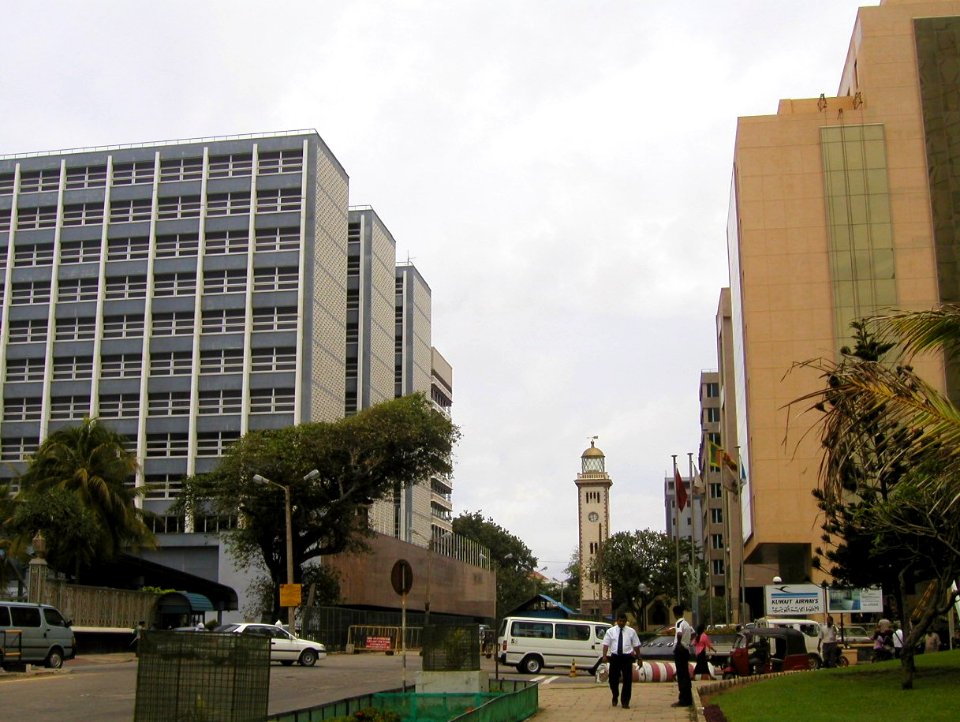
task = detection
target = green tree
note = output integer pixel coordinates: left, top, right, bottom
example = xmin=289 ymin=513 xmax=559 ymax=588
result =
xmin=177 ymin=393 xmax=459 ymax=620
xmin=451 ymin=511 xmax=536 ymax=619
xmin=14 ymin=417 xmax=152 ymax=577
xmin=794 ymin=314 xmax=960 ymax=688
xmin=8 ymin=487 xmax=101 ymax=577
xmin=594 ymin=529 xmax=697 ymax=625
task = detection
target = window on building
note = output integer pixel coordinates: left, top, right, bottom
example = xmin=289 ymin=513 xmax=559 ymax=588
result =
xmin=704 ymin=407 xmax=720 ymax=423
xmin=108 ymin=199 xmax=152 ymax=224
xmin=705 ymin=382 xmax=720 ymax=398
xmin=208 ymin=153 xmax=253 ymax=179
xmin=252 ymin=306 xmax=297 ymax=332
xmin=153 ymin=272 xmax=197 ymax=297
xmin=201 ymin=308 xmax=245 ymax=334
xmin=200 ymin=349 xmax=244 ymax=374
xmin=253 ymin=266 xmax=298 ymax=292
xmin=107 ymin=236 xmax=150 ymax=261
xmin=102 ymin=314 xmax=145 ymax=339
xmin=55 ymin=317 xmax=96 ymax=341
xmin=257 ymin=149 xmax=303 ymax=175
xmin=150 ymin=351 xmax=193 ymax=375
xmin=148 ymin=391 xmax=191 ymax=416
xmin=146 ymin=433 xmax=190 ymax=457
xmin=0 ymin=436 xmax=39 ymax=461
xmin=196 ymin=430 xmax=240 ymax=456
xmin=151 ymin=311 xmax=194 ymax=336
xmin=710 ymin=482 xmax=723 ymax=499
xmin=14 ymin=243 xmax=55 ymax=267
xmin=100 ymin=354 xmax=141 ymax=378
xmin=64 ymin=165 xmax=108 ymax=190
xmin=345 ymin=322 xmax=359 ymax=343
xmin=144 ymin=475 xmax=184 ymax=501
xmin=11 ymin=280 xmax=51 ymax=304
xmin=156 ymin=195 xmax=201 ymax=220
xmin=8 ymin=318 xmax=47 ymax=344
xmin=49 ymin=395 xmax=90 ymax=420
xmin=154 ymin=232 xmax=200 ymax=258
xmin=250 ymin=347 xmax=296 ymax=372
xmin=712 ymin=559 xmax=725 ymax=575
xmin=112 ymin=161 xmax=155 ymax=186
xmin=204 ymin=269 xmax=247 ymax=294
xmin=60 ymin=239 xmax=101 ymax=265
xmin=206 ymin=192 xmax=251 ymax=217
xmin=18 ymin=169 xmax=60 ymax=193
xmin=105 ymin=275 xmax=147 ymax=300
xmin=198 ymin=389 xmax=242 ymax=415
xmin=0 ymin=172 xmax=16 ymax=196
xmin=148 ymin=514 xmax=186 ymax=533
xmin=710 ymin=508 xmax=723 ymax=524
xmin=7 ymin=357 xmax=46 ymax=382
xmin=98 ymin=393 xmax=140 ymax=418
xmin=16 ymin=206 xmax=58 ymax=230
xmin=194 ymin=514 xmax=237 ymax=533
xmin=205 ymin=229 xmax=249 ymax=255
xmin=3 ymin=397 xmax=43 ymax=421
xmin=711 ymin=533 xmax=724 ymax=550
xmin=250 ymin=387 xmax=295 ymax=413
xmin=58 ymin=277 xmax=99 ymax=302
xmin=52 ymin=356 xmax=94 ymax=380
xmin=256 ymin=188 xmax=301 ymax=213
xmin=255 ymin=226 xmax=299 ymax=252
xmin=159 ymin=158 xmax=203 ymax=183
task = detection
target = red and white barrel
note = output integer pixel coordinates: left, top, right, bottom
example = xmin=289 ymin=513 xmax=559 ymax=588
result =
xmin=633 ymin=661 xmax=706 ymax=682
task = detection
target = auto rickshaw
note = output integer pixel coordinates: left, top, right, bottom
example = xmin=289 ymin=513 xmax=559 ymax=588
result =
xmin=722 ymin=627 xmax=811 ymax=678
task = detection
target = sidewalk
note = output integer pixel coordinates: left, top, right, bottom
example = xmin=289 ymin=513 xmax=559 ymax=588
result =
xmin=534 ymin=677 xmax=704 ymax=722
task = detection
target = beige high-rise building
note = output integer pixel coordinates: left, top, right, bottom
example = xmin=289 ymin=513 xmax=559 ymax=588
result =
xmin=727 ymin=0 xmax=958 ymax=615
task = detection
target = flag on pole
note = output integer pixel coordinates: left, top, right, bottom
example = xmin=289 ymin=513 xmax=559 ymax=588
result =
xmin=674 ymin=467 xmax=689 ymax=511
xmin=692 ymin=462 xmax=706 ymax=495
xmin=719 ymin=448 xmax=741 ymax=493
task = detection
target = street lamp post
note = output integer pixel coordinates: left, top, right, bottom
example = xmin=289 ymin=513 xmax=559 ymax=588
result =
xmin=254 ymin=470 xmax=319 ymax=632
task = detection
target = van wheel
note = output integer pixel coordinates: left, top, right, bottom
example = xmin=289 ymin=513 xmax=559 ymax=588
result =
xmin=518 ymin=655 xmax=543 ymax=674
xmin=46 ymin=648 xmax=65 ymax=669
xmin=808 ymin=654 xmax=821 ymax=670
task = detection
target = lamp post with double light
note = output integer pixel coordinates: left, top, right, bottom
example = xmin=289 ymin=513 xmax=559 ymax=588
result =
xmin=253 ymin=469 xmax=319 ymax=631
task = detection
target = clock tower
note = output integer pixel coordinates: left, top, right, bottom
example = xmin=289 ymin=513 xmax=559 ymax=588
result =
xmin=575 ymin=438 xmax=612 ymax=617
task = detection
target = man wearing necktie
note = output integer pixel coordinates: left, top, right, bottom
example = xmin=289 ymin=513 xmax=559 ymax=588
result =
xmin=602 ymin=612 xmax=642 ymax=709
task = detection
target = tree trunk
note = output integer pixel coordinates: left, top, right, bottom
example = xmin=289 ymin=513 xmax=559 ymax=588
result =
xmin=900 ymin=643 xmax=916 ymax=690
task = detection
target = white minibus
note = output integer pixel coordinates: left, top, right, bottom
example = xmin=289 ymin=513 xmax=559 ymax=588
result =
xmin=497 ymin=616 xmax=609 ymax=674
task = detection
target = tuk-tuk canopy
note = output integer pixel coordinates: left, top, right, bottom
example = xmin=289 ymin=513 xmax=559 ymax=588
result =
xmin=737 ymin=627 xmax=807 ymax=659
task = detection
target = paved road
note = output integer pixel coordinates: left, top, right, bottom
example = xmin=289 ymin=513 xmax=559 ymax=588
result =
xmin=0 ymin=652 xmax=587 ymax=720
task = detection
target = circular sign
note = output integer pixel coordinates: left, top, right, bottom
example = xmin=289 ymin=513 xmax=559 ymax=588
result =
xmin=391 ymin=559 xmax=414 ymax=596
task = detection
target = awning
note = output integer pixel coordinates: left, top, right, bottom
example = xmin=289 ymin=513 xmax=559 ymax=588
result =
xmin=156 ymin=591 xmax=215 ymax=615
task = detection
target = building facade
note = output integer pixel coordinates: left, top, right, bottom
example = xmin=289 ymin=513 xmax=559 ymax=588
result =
xmin=726 ymin=0 xmax=958 ymax=612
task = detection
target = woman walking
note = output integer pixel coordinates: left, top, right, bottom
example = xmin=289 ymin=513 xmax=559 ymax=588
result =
xmin=693 ymin=623 xmax=716 ymax=680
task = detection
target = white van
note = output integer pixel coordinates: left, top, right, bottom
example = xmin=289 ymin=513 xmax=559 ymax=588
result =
xmin=0 ymin=601 xmax=77 ymax=669
xmin=755 ymin=617 xmax=822 ymax=667
xmin=497 ymin=616 xmax=609 ymax=674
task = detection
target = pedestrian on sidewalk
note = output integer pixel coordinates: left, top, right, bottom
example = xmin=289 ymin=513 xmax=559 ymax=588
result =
xmin=672 ymin=605 xmax=693 ymax=708
xmin=602 ymin=612 xmax=641 ymax=709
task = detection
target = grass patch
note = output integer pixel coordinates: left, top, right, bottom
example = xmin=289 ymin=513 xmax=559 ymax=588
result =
xmin=708 ymin=650 xmax=960 ymax=722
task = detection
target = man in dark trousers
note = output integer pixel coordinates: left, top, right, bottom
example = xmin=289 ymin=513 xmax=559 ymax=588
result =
xmin=672 ymin=605 xmax=693 ymax=708
xmin=601 ymin=612 xmax=642 ymax=709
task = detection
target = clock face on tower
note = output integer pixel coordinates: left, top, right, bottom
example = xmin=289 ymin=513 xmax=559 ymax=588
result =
xmin=587 ymin=511 xmax=599 ymax=522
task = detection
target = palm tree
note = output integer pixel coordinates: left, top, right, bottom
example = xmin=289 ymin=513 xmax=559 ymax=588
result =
xmin=16 ymin=418 xmax=153 ymax=568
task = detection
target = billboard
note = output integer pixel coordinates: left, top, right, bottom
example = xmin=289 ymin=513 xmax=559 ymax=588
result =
xmin=764 ymin=584 xmax=824 ymax=615
xmin=826 ymin=587 xmax=883 ymax=614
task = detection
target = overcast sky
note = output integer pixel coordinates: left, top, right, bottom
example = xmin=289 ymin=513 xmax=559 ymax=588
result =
xmin=3 ymin=1 xmax=871 ymax=580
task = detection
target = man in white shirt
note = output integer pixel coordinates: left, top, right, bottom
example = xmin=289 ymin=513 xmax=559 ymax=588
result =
xmin=671 ymin=605 xmax=693 ymax=708
xmin=819 ymin=615 xmax=839 ymax=667
xmin=602 ymin=612 xmax=642 ymax=709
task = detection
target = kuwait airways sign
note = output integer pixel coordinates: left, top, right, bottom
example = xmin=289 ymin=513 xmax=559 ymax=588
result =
xmin=764 ymin=584 xmax=885 ymax=616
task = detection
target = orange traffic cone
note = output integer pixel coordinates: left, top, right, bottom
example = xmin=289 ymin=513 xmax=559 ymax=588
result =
xmin=569 ymin=659 xmax=577 ymax=677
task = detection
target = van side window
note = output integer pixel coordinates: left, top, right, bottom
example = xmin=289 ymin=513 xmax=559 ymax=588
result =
xmin=556 ymin=624 xmax=591 ymax=641
xmin=595 ymin=625 xmax=609 ymax=639
xmin=0 ymin=607 xmax=10 ymax=625
xmin=10 ymin=607 xmax=41 ymax=627
xmin=513 ymin=621 xmax=553 ymax=639
xmin=44 ymin=608 xmax=67 ymax=627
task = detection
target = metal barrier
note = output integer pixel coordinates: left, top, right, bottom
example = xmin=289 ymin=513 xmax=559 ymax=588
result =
xmin=422 ymin=625 xmax=480 ymax=672
xmin=347 ymin=625 xmax=403 ymax=653
xmin=134 ymin=631 xmax=270 ymax=722
xmin=268 ymin=685 xmax=414 ymax=722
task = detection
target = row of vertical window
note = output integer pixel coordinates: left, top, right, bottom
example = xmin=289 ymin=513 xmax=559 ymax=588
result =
xmin=0 ymin=227 xmax=299 ymax=268
xmin=2 ymin=189 xmax=302 ymax=231
xmin=6 ymin=307 xmax=298 ymax=343
xmin=0 ymin=431 xmax=244 ymax=460
xmin=5 ymin=347 xmax=296 ymax=382
xmin=6 ymin=387 xmax=295 ymax=421
xmin=0 ymin=149 xmax=304 ymax=195
xmin=4 ymin=267 xmax=299 ymax=304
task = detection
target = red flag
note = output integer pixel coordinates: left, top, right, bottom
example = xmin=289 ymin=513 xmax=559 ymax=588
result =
xmin=674 ymin=467 xmax=688 ymax=511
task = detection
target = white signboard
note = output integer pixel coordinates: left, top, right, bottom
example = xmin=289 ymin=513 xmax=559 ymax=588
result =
xmin=764 ymin=584 xmax=824 ymax=615
xmin=827 ymin=587 xmax=883 ymax=614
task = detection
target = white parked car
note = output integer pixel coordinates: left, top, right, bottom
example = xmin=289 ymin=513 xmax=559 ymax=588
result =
xmin=215 ymin=622 xmax=327 ymax=666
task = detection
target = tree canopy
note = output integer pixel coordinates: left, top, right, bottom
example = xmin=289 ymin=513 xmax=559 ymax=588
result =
xmin=452 ymin=510 xmax=537 ymax=619
xmin=176 ymin=393 xmax=459 ymax=617
xmin=12 ymin=417 xmax=152 ymax=578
